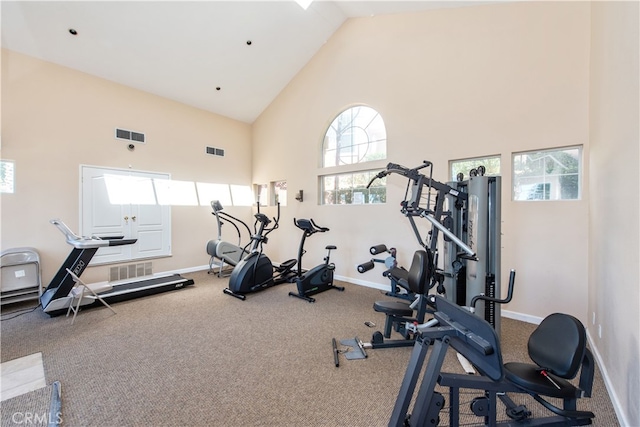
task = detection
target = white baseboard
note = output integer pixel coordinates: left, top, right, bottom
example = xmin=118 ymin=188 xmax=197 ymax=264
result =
xmin=338 ymin=274 xmax=547 ymax=325
xmin=173 ymin=264 xmax=211 ymax=275
xmin=336 ymin=274 xmax=389 ymax=292
xmin=585 ymin=330 xmax=627 ymax=426
xmin=501 ymin=309 xmax=543 ymax=325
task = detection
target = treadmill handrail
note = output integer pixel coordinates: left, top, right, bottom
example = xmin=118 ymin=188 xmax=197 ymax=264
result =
xmin=50 ymin=219 xmax=137 ymax=249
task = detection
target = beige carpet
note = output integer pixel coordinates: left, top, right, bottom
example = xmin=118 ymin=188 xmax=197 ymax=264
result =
xmin=1 ymin=384 xmax=56 ymax=427
xmin=0 ymin=270 xmax=619 ymax=426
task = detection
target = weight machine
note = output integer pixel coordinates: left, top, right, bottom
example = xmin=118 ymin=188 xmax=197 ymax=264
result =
xmin=357 ymin=244 xmax=415 ymax=302
xmin=389 ymin=292 xmax=595 ymax=427
xmin=366 ymin=161 xmax=502 ymax=332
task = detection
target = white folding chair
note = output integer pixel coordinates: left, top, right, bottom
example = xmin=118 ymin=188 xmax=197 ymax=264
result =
xmin=65 ymin=269 xmax=116 ymax=324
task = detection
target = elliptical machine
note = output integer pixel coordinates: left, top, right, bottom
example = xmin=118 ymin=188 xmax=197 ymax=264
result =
xmin=206 ymin=200 xmax=251 ymax=277
xmin=224 ymin=205 xmax=296 ymax=300
xmin=288 ymin=218 xmax=344 ymax=303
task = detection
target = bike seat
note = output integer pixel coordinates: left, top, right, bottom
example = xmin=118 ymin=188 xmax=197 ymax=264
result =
xmin=326 ymin=245 xmax=336 ymax=250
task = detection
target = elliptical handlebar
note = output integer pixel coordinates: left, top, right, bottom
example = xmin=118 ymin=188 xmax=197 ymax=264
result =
xmin=254 ymin=213 xmax=272 ymax=226
xmin=254 ymin=202 xmax=281 ymax=237
xmin=243 ymin=202 xmax=281 ymax=254
xmin=211 ymin=200 xmax=253 ymax=239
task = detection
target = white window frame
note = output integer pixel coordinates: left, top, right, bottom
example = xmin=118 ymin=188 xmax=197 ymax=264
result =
xmin=449 ymin=155 xmax=501 ymax=182
xmin=320 ymin=169 xmax=387 ymax=205
xmin=320 ymin=105 xmax=387 ymax=205
xmin=512 ymin=146 xmax=582 ymax=201
xmin=1 ymin=160 xmax=15 ymax=194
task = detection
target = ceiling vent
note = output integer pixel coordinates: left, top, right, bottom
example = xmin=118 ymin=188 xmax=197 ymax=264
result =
xmin=115 ymin=128 xmax=146 ymax=143
xmin=206 ymin=146 xmax=225 ymax=157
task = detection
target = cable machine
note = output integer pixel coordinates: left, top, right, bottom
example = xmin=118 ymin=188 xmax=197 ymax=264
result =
xmin=443 ymin=166 xmax=503 ymax=333
xmin=367 ymin=161 xmax=502 ymax=332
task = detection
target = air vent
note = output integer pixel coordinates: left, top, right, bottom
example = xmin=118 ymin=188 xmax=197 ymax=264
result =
xmin=109 ymin=262 xmax=152 ymax=282
xmin=206 ymin=146 xmax=225 ymax=157
xmin=115 ymin=128 xmax=146 ymax=143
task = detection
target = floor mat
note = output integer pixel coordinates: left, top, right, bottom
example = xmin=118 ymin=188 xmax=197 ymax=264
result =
xmin=1 ymin=353 xmax=46 ymax=401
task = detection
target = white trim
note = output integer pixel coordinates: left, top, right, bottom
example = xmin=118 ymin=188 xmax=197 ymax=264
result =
xmin=586 ymin=330 xmax=627 ymax=426
xmin=172 ymin=264 xmax=211 ymax=275
xmin=501 ymin=309 xmax=543 ymax=325
xmin=334 ymin=274 xmax=388 ymax=292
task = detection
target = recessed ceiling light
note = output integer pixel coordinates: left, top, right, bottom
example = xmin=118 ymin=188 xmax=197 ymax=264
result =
xmin=216 ymin=87 xmax=221 ymax=91
xmin=68 ymin=28 xmax=78 ymax=35
xmin=246 ymin=40 xmax=252 ymax=46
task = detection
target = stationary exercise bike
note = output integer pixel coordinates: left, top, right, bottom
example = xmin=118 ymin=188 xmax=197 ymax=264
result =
xmin=224 ymin=205 xmax=296 ymax=300
xmin=206 ymin=200 xmax=251 ymax=277
xmin=288 ymin=218 xmax=344 ymax=303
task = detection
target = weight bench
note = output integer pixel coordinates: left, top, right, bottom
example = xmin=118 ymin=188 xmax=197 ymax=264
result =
xmin=390 ymin=295 xmax=595 ymax=426
xmin=369 ymin=249 xmax=434 ymax=348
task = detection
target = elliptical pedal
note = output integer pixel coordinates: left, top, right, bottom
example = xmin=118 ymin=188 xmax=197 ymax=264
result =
xmin=223 ymin=287 xmax=246 ymax=300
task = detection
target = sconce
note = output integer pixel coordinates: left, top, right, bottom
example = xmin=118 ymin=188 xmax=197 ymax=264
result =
xmin=295 ymin=190 xmax=304 ymax=202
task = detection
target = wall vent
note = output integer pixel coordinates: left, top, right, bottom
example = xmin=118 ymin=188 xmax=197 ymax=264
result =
xmin=115 ymin=128 xmax=146 ymax=143
xmin=109 ymin=262 xmax=152 ymax=282
xmin=206 ymin=146 xmax=225 ymax=157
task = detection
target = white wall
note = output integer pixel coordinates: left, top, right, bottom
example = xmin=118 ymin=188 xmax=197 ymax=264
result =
xmin=1 ymin=49 xmax=253 ymax=284
xmin=2 ymin=3 xmax=638 ymax=424
xmin=589 ymin=2 xmax=640 ymax=425
xmin=253 ymin=2 xmax=591 ymax=323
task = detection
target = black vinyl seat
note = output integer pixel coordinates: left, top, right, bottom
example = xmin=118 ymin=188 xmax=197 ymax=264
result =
xmin=396 ymin=295 xmax=596 ymax=426
xmin=372 ymin=299 xmax=414 ymax=318
xmin=502 ymin=312 xmax=595 ymax=419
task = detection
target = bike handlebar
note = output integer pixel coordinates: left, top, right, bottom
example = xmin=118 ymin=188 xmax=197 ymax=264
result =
xmin=294 ymin=218 xmax=329 ymax=234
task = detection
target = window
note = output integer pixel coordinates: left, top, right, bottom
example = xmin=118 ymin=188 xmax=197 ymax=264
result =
xmin=323 ymin=106 xmax=386 ymax=167
xmin=513 ymin=146 xmax=581 ymax=201
xmin=196 ymin=183 xmax=232 ymax=206
xmin=272 ymin=181 xmax=287 ymax=206
xmin=450 ymin=155 xmax=501 ymax=182
xmin=321 ymin=106 xmax=387 ymax=205
xmin=321 ymin=170 xmax=386 ymax=205
xmin=255 ymin=184 xmax=268 ymax=206
xmin=1 ymin=160 xmax=15 ymax=193
xmin=229 ymin=185 xmax=255 ymax=206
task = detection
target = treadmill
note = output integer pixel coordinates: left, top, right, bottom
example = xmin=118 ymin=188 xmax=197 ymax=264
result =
xmin=41 ymin=219 xmax=194 ymax=316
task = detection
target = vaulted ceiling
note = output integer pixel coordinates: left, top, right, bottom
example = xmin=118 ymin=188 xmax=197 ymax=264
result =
xmin=2 ymin=1 xmax=491 ymax=123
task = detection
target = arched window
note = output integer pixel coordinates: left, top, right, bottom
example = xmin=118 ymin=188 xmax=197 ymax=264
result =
xmin=320 ymin=106 xmax=387 ymax=205
xmin=322 ymin=106 xmax=386 ymax=167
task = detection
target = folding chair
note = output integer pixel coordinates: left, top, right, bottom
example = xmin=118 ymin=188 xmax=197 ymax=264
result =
xmin=65 ymin=268 xmax=116 ymax=324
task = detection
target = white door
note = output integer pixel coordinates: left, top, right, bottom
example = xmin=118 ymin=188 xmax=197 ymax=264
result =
xmin=81 ymin=166 xmax=171 ymax=265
